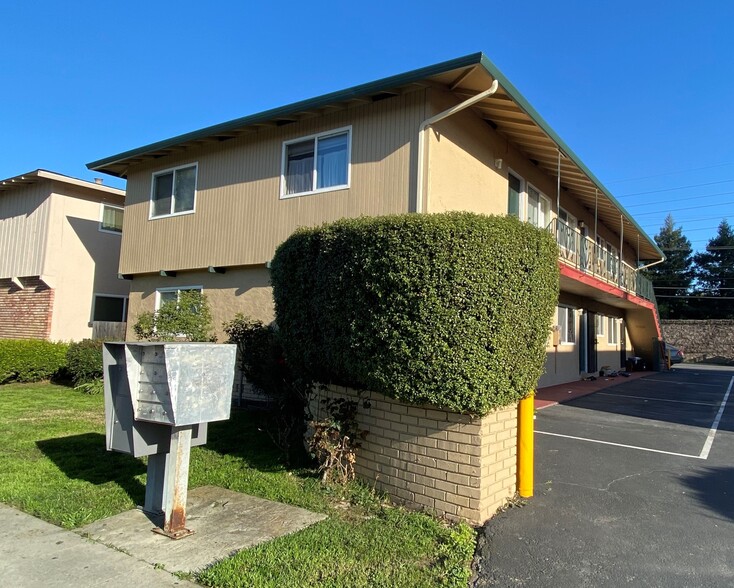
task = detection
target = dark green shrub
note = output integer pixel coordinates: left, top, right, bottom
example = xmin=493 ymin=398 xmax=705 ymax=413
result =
xmin=134 ymin=290 xmax=215 ymax=342
xmin=66 ymin=339 xmax=103 ymax=385
xmin=223 ymin=314 xmax=313 ymax=464
xmin=0 ymin=339 xmax=69 ymax=384
xmin=271 ymin=212 xmax=559 ymax=416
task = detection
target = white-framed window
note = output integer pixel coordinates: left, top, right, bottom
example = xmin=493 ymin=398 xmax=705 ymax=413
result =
xmin=558 ymin=208 xmax=577 ymax=254
xmin=150 ymin=163 xmax=198 ymax=218
xmin=281 ymin=127 xmax=351 ymax=198
xmin=92 ymin=294 xmax=128 ymax=322
xmin=527 ymin=184 xmax=550 ymax=229
xmin=595 ymin=314 xmax=605 ymax=338
xmin=155 ymin=286 xmax=203 ymax=310
xmin=507 ymin=171 xmax=523 ymax=218
xmin=99 ymin=204 xmax=124 ymax=234
xmin=558 ymin=306 xmax=576 ymax=344
xmin=608 ymin=316 xmax=619 ymax=345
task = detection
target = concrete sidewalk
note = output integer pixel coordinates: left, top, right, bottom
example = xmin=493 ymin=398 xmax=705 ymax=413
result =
xmin=0 ymin=504 xmax=196 ymax=587
xmin=535 ymin=370 xmax=651 ymax=409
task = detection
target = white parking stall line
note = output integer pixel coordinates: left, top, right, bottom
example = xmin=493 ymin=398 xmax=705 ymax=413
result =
xmin=596 ymin=392 xmax=719 ymax=407
xmin=699 ymin=376 xmax=734 ymax=460
xmin=535 ymin=430 xmax=704 ymax=459
xmin=644 ymin=378 xmax=722 ymax=388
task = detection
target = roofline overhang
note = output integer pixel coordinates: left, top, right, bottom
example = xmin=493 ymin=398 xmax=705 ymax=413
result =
xmin=86 ymin=51 xmax=661 ymax=259
xmin=0 ymin=169 xmax=125 ymax=198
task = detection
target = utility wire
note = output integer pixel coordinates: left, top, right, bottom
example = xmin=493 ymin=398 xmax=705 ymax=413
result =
xmin=618 ymin=179 xmax=734 ymax=198
xmin=623 ymin=190 xmax=734 ymax=209
xmin=607 ymin=161 xmax=734 ymax=184
xmin=634 ymin=200 xmax=734 ymax=217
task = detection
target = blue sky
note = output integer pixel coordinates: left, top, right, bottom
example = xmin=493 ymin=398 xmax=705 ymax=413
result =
xmin=2 ymin=0 xmax=732 ymax=253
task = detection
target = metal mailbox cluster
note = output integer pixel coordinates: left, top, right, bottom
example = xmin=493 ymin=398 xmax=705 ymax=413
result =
xmin=103 ymin=342 xmax=236 ymax=539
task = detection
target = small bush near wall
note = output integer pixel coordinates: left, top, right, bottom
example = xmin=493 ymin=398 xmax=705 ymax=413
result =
xmin=271 ymin=212 xmax=559 ymax=416
xmin=0 ymin=340 xmax=69 ymax=384
xmin=66 ymin=339 xmax=103 ymax=385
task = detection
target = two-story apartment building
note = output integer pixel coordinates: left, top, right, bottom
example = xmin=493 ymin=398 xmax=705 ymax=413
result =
xmin=88 ymin=52 xmax=664 ymax=388
xmin=0 ymin=170 xmax=129 ymax=341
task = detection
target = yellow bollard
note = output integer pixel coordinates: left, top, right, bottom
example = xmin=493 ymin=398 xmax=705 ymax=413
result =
xmin=517 ymin=393 xmax=534 ymax=498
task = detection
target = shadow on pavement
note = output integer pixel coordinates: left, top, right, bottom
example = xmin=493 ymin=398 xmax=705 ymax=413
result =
xmin=681 ymin=466 xmax=734 ymax=522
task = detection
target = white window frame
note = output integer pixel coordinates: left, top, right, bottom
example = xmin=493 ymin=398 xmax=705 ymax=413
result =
xmin=526 ymin=183 xmax=551 ymax=229
xmin=99 ymin=203 xmax=124 ymax=234
xmin=507 ymin=169 xmax=525 ymax=219
xmin=595 ymin=313 xmax=605 ymax=338
xmin=92 ymin=293 xmax=128 ymax=322
xmin=149 ymin=162 xmax=198 ymax=220
xmin=558 ymin=306 xmax=576 ymax=345
xmin=155 ymin=286 xmax=203 ymax=311
xmin=608 ymin=316 xmax=619 ymax=345
xmin=280 ymin=126 xmax=352 ymax=199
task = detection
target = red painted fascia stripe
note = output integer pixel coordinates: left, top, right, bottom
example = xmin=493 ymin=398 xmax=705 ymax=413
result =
xmin=559 ymin=263 xmax=661 ymax=336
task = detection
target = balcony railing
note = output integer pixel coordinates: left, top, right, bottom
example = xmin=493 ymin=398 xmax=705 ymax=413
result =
xmin=549 ymin=218 xmax=656 ymax=303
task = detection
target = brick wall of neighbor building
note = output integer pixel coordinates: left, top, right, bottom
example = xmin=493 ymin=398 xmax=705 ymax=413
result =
xmin=311 ymin=386 xmax=518 ymax=524
xmin=0 ymin=277 xmax=54 ymax=339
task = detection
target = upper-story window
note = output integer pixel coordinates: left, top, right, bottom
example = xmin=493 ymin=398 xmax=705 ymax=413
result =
xmin=507 ymin=172 xmax=522 ymax=217
xmin=150 ymin=163 xmax=197 ymax=218
xmin=99 ymin=204 xmax=123 ymax=233
xmin=527 ymin=185 xmax=550 ymax=229
xmin=281 ymin=128 xmax=351 ymax=198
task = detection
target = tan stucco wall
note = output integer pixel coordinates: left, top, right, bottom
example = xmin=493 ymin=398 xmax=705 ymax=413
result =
xmin=45 ymin=186 xmax=128 ymax=341
xmin=125 ymin=266 xmax=274 ymax=341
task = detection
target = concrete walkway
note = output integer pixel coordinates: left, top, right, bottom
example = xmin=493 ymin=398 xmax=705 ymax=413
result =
xmin=535 ymin=370 xmax=651 ymax=409
xmin=0 ymin=504 xmax=196 ymax=587
xmin=1 ymin=486 xmax=327 ymax=586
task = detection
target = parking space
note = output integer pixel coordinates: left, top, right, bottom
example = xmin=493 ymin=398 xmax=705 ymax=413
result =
xmin=475 ymin=365 xmax=734 ymax=588
xmin=536 ymin=367 xmax=733 ymax=459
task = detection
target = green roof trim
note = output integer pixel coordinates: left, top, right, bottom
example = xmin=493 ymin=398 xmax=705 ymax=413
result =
xmin=87 ymin=51 xmax=661 ymax=258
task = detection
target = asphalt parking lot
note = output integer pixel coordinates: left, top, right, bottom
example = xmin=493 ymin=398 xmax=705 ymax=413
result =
xmin=474 ymin=364 xmax=734 ymax=587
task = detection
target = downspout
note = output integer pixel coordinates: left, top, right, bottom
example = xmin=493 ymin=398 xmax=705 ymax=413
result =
xmin=636 ymin=257 xmax=665 ymax=272
xmin=416 ymin=80 xmax=499 ymax=213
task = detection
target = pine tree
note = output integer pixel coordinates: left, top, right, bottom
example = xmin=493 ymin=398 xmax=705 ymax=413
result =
xmin=646 ymin=215 xmax=694 ymax=319
xmin=693 ymin=219 xmax=734 ymax=319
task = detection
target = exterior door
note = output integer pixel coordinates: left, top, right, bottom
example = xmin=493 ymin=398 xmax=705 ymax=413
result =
xmin=587 ymin=311 xmax=598 ymax=373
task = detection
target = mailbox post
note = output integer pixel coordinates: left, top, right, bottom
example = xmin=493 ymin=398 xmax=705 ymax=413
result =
xmin=103 ymin=342 xmax=236 ymax=539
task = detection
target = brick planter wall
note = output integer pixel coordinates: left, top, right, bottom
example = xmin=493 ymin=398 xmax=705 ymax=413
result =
xmin=310 ymin=386 xmax=518 ymax=524
xmin=0 ymin=277 xmax=54 ymax=339
xmin=662 ymin=319 xmax=734 ymax=365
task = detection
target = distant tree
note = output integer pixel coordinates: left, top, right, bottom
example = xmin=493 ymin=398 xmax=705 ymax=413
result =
xmin=693 ymin=219 xmax=734 ymax=318
xmin=646 ymin=214 xmax=694 ymax=319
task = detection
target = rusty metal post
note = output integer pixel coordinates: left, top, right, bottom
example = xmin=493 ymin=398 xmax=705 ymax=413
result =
xmin=153 ymin=425 xmax=194 ymax=539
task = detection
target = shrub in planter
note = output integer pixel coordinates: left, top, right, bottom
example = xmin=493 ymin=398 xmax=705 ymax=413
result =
xmin=271 ymin=212 xmax=559 ymax=416
xmin=66 ymin=339 xmax=103 ymax=385
xmin=0 ymin=339 xmax=69 ymax=384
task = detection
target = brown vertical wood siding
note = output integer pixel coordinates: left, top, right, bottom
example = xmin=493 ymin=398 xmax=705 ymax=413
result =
xmin=119 ymin=91 xmax=426 ymax=274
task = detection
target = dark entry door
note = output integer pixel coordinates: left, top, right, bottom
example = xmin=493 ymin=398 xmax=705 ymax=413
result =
xmin=586 ymin=311 xmax=598 ymax=373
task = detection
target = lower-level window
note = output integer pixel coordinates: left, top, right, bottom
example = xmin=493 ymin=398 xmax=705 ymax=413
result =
xmin=93 ymin=295 xmax=128 ymax=322
xmin=558 ymin=306 xmax=576 ymax=344
xmin=155 ymin=286 xmax=203 ymax=310
xmin=595 ymin=314 xmax=605 ymax=337
xmin=608 ymin=317 xmax=619 ymax=345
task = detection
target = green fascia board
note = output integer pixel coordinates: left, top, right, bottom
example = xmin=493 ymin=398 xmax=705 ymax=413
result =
xmin=476 ymin=53 xmax=663 ymax=259
xmin=86 ymin=52 xmax=485 ymax=172
xmin=87 ymin=51 xmax=662 ymax=258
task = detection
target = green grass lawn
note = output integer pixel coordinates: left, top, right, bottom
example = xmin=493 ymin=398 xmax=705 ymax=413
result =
xmin=0 ymin=383 xmax=475 ymax=587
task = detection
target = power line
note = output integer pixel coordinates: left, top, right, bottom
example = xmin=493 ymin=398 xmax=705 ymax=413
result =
xmin=623 ymin=190 xmax=734 ymax=209
xmin=633 ymin=200 xmax=734 ymax=217
xmin=656 ymin=295 xmax=734 ymax=299
xmin=618 ymin=179 xmax=734 ymax=198
xmin=607 ymin=161 xmax=734 ymax=184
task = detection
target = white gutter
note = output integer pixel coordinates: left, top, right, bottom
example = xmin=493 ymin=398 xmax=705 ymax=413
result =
xmin=416 ymin=80 xmax=499 ymax=213
xmin=636 ymin=257 xmax=665 ymax=272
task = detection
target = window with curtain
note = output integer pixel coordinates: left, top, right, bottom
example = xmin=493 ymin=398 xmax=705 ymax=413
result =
xmin=100 ymin=204 xmax=123 ymax=233
xmin=558 ymin=306 xmax=576 ymax=344
xmin=283 ymin=129 xmax=350 ymax=197
xmin=527 ymin=185 xmax=549 ymax=228
xmin=151 ymin=164 xmax=197 ymax=217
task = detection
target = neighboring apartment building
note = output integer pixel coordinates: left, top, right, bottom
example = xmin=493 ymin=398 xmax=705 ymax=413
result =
xmin=0 ymin=170 xmax=129 ymax=341
xmin=88 ymin=52 xmax=664 ymax=388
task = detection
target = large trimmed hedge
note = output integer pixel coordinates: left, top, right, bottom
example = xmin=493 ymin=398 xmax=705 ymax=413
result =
xmin=271 ymin=212 xmax=559 ymax=415
xmin=0 ymin=339 xmax=69 ymax=384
